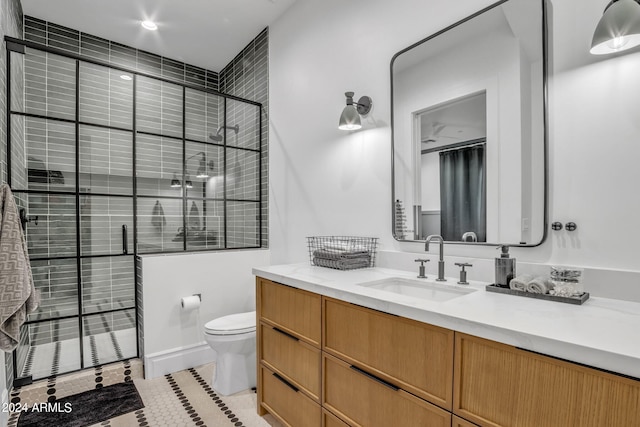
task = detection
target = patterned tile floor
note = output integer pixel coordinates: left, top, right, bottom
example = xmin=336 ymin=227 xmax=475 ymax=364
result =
xmin=9 ymin=360 xmax=283 ymax=427
xmin=21 ymin=329 xmax=137 ymax=381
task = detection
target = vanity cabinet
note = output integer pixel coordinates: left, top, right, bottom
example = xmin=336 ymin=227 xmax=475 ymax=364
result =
xmin=257 ymin=278 xmax=322 ymax=425
xmin=454 ymin=333 xmax=640 ymax=427
xmin=256 ymin=276 xmax=640 ymax=427
xmin=323 ymin=297 xmax=454 ymax=409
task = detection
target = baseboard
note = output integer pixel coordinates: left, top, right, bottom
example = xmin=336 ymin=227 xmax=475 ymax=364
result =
xmin=144 ymin=342 xmax=216 ymax=380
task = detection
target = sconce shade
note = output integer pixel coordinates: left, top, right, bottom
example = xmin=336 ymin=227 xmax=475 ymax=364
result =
xmin=185 ymin=176 xmax=193 ymax=189
xmin=591 ymin=0 xmax=640 ymax=55
xmin=171 ymin=173 xmax=181 ymax=188
xmin=339 ymin=104 xmax=362 ymax=130
xmin=338 ymin=91 xmax=372 ymax=130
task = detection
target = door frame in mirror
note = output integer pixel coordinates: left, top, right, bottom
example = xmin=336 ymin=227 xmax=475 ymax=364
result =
xmin=390 ymin=0 xmax=549 ymax=247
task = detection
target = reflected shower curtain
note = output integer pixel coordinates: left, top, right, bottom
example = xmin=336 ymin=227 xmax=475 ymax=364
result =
xmin=439 ymin=145 xmax=486 ymax=242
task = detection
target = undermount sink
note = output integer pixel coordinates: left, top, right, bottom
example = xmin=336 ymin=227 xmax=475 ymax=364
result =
xmin=356 ymin=277 xmax=476 ymax=302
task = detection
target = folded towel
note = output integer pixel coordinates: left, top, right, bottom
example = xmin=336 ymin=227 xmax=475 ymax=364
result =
xmin=313 ymin=257 xmax=370 ymax=270
xmin=509 ymin=274 xmax=534 ymax=291
xmin=313 ymin=248 xmax=370 ymax=260
xmin=0 ymin=184 xmax=40 ymax=351
xmin=526 ymin=276 xmax=553 ymax=294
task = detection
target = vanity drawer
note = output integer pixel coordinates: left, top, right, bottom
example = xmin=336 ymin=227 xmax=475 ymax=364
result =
xmin=323 ymin=353 xmax=451 ymax=427
xmin=453 ymin=415 xmax=480 ymax=427
xmin=257 ymin=278 xmax=321 ymax=346
xmin=323 ymin=409 xmax=350 ymax=427
xmin=260 ymin=322 xmax=322 ymax=401
xmin=260 ymin=365 xmax=321 ymax=427
xmin=323 ymin=297 xmax=454 ymax=409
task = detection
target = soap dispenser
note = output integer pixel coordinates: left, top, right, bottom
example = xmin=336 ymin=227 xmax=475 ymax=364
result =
xmin=495 ymin=245 xmax=516 ymax=288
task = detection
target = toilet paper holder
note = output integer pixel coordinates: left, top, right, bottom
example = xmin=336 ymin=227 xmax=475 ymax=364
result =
xmin=181 ymin=293 xmax=202 ymax=308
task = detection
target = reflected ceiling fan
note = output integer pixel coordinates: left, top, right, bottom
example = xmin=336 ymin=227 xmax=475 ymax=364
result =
xmin=422 ymin=122 xmax=459 ymax=143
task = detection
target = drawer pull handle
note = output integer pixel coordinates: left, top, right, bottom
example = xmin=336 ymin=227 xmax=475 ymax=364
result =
xmin=349 ymin=365 xmax=399 ymax=391
xmin=272 ymin=327 xmax=299 ymax=341
xmin=272 ymin=372 xmax=299 ymax=393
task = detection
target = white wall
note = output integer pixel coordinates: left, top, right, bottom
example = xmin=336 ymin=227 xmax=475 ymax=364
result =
xmin=269 ymin=0 xmax=640 ymax=281
xmin=140 ymin=249 xmax=269 ymax=376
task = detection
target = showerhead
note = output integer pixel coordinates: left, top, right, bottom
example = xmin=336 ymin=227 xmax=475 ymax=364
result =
xmin=208 ymin=124 xmax=240 ymax=142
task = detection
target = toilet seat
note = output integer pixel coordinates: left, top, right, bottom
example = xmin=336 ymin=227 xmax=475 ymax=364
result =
xmin=205 ymin=311 xmax=256 ymax=335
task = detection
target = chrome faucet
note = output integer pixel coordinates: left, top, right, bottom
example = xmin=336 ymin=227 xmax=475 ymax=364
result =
xmin=425 ymin=235 xmax=446 ymax=281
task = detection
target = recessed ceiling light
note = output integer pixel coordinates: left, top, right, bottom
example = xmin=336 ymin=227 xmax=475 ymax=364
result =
xmin=120 ymin=75 xmax=132 ymax=81
xmin=141 ymin=20 xmax=158 ymax=31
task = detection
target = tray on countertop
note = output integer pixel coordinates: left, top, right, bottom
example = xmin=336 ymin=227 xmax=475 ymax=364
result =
xmin=485 ymin=284 xmax=590 ymax=305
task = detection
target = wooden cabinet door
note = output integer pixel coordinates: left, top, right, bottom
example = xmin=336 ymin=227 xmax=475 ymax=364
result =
xmin=260 ymin=365 xmax=321 ymax=427
xmin=454 ymin=333 xmax=640 ymax=427
xmin=257 ymin=278 xmax=322 ymax=346
xmin=323 ymin=353 xmax=451 ymax=427
xmin=323 ymin=297 xmax=454 ymax=409
xmin=260 ymin=322 xmax=322 ymax=401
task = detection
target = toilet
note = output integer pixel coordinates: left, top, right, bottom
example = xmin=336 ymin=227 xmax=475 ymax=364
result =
xmin=204 ymin=310 xmax=257 ymax=396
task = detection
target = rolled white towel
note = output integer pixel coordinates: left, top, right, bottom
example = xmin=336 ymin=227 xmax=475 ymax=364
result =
xmin=509 ymin=274 xmax=534 ymax=291
xmin=526 ymin=276 xmax=552 ymax=294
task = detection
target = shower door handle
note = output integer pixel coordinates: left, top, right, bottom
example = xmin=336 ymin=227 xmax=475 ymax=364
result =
xmin=122 ymin=225 xmax=128 ymax=254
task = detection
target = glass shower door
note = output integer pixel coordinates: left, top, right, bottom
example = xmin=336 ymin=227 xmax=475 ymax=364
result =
xmin=7 ymin=47 xmax=138 ymax=382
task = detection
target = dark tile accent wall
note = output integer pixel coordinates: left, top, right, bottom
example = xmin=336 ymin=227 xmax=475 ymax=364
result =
xmin=24 ymin=16 xmax=219 ymax=91
xmin=1 ymin=0 xmax=24 ymax=391
xmin=135 ymin=257 xmax=144 ymax=362
xmin=220 ymin=28 xmax=269 ymax=248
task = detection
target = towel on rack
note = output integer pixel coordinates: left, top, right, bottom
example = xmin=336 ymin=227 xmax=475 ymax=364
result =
xmin=0 ymin=184 xmax=39 ymax=352
xmin=151 ymin=200 xmax=166 ymax=230
xmin=188 ymin=201 xmax=201 ymax=230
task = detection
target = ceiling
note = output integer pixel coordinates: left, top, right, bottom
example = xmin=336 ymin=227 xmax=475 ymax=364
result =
xmin=21 ymin=0 xmax=297 ymax=72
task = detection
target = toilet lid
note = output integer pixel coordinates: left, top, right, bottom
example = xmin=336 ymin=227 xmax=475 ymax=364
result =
xmin=205 ymin=311 xmax=256 ymax=335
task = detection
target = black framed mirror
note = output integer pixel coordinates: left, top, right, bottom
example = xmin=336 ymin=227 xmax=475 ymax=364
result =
xmin=391 ymin=0 xmax=548 ymax=246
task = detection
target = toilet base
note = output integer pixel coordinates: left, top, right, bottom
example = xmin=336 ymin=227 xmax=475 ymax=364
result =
xmin=212 ymin=348 xmax=257 ymax=396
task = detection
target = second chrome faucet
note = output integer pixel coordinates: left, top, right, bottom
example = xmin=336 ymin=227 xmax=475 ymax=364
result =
xmin=425 ymin=235 xmax=446 ymax=281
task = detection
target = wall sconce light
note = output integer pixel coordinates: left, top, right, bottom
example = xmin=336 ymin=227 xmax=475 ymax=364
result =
xmin=171 ymin=173 xmax=181 ymax=188
xmin=185 ymin=175 xmax=193 ymax=189
xmin=338 ymin=91 xmax=372 ymax=130
xmin=591 ymin=0 xmax=640 ymax=55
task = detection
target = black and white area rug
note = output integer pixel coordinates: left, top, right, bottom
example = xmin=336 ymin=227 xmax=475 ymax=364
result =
xmin=17 ymin=382 xmax=143 ymax=427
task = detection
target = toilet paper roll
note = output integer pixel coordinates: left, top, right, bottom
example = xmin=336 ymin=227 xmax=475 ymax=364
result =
xmin=181 ymin=295 xmax=201 ymax=311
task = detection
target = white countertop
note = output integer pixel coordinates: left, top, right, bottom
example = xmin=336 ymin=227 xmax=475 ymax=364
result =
xmin=253 ymin=263 xmax=640 ymax=379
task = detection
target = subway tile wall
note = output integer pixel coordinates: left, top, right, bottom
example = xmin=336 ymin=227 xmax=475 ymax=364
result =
xmin=1 ymin=0 xmax=25 ymax=390
xmin=220 ymin=28 xmax=269 ymax=248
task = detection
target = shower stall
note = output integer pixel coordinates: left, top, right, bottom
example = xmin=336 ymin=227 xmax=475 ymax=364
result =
xmin=4 ymin=36 xmax=263 ymax=384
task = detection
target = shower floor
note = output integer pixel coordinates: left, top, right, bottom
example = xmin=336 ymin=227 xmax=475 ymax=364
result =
xmin=20 ymin=328 xmax=137 ymax=380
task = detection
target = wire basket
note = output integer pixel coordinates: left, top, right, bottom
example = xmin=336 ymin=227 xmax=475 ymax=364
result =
xmin=307 ymin=236 xmax=378 ymax=270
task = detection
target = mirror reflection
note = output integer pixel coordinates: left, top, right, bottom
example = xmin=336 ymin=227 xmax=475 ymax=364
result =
xmin=392 ymin=0 xmax=546 ymax=245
